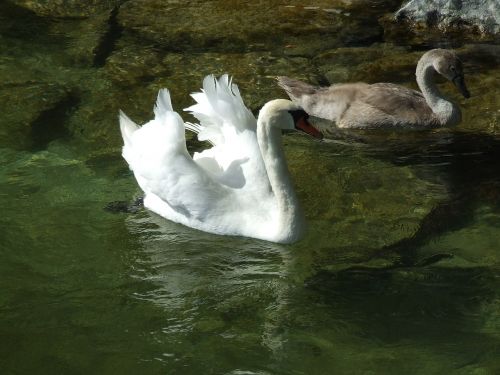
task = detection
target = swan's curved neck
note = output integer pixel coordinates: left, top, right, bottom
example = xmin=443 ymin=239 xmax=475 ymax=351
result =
xmin=416 ymin=59 xmax=461 ymax=126
xmin=257 ymin=112 xmax=304 ymax=242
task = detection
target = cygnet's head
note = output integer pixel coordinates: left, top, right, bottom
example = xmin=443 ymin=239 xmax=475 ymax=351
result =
xmin=426 ymin=49 xmax=470 ymax=99
xmin=261 ymin=99 xmax=323 ymax=139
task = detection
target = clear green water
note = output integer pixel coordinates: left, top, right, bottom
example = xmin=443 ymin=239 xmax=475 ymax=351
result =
xmin=1 ymin=1 xmax=499 ymax=374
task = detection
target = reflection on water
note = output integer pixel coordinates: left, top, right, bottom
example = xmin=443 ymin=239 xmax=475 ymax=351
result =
xmin=0 ymin=0 xmax=499 ymax=374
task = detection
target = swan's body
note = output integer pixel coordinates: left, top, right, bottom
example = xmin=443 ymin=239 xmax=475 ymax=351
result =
xmin=277 ymin=49 xmax=470 ymax=129
xmin=119 ymin=75 xmax=322 ymax=243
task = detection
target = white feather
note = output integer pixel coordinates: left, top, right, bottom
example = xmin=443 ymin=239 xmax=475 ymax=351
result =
xmin=118 ymin=75 xmax=308 ymax=243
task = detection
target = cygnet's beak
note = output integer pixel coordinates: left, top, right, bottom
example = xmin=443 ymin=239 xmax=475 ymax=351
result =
xmin=452 ymin=75 xmax=470 ymax=99
xmin=295 ymin=117 xmax=323 ymax=139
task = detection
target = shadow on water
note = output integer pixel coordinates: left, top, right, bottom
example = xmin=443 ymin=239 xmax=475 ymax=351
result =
xmin=29 ymin=93 xmax=80 ymax=151
xmin=319 ymin=129 xmax=500 ymax=265
xmin=0 ymin=2 xmax=68 ymax=48
xmin=304 ymin=264 xmax=499 ymax=364
xmin=92 ymin=6 xmax=123 ymax=68
xmin=301 ymin=134 xmax=500 ymax=353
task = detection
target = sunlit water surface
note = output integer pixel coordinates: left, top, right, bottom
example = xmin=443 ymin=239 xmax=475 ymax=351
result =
xmin=1 ymin=1 xmax=499 ymax=374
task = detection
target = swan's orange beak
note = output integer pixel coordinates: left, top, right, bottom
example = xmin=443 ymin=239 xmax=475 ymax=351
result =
xmin=296 ymin=117 xmax=323 ymax=139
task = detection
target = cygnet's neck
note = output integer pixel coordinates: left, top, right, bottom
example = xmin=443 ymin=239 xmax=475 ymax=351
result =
xmin=416 ymin=56 xmax=461 ymax=126
xmin=257 ymin=107 xmax=304 ymax=243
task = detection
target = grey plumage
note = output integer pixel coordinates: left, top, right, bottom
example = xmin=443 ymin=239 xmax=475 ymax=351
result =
xmin=277 ymin=49 xmax=469 ymax=130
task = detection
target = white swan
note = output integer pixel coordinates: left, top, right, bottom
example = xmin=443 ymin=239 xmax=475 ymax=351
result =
xmin=119 ymin=75 xmax=323 ymax=243
xmin=277 ymin=49 xmax=470 ymax=129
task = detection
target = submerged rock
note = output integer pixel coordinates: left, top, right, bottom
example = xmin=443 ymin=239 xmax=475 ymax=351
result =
xmin=117 ymin=0 xmax=385 ymax=55
xmin=0 ymin=82 xmax=74 ymax=150
xmin=0 ymin=1 xmax=119 ymax=67
xmin=313 ymin=45 xmax=419 ymax=84
xmin=7 ymin=0 xmax=122 ymax=18
xmin=104 ymin=38 xmax=321 ymax=112
xmin=51 ymin=12 xmax=117 ymax=67
xmin=395 ymin=0 xmax=500 ymax=36
xmin=457 ymin=44 xmax=500 ymax=134
xmin=286 ymin=136 xmax=446 ymax=260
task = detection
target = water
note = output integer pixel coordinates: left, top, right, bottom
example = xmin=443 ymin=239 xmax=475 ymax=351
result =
xmin=1 ymin=1 xmax=499 ymax=374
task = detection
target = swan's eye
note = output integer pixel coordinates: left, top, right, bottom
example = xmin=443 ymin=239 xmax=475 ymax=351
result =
xmin=450 ymin=65 xmax=456 ymax=72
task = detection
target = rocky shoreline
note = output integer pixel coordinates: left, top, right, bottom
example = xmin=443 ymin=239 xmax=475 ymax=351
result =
xmin=395 ymin=0 xmax=500 ymax=36
xmin=2 ymin=0 xmax=499 ymax=149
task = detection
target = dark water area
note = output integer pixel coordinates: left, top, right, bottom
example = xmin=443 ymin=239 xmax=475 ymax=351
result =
xmin=1 ymin=1 xmax=499 ymax=374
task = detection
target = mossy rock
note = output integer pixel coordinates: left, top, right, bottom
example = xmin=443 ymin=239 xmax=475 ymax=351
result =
xmin=104 ymin=39 xmax=321 ymax=111
xmin=314 ymin=45 xmax=417 ymax=84
xmin=285 ymin=136 xmax=445 ymax=257
xmin=7 ymin=0 xmax=122 ymax=18
xmin=65 ymin=78 xmax=156 ymax=151
xmin=117 ymin=0 xmax=384 ymax=55
xmin=0 ymin=82 xmax=74 ymax=150
xmin=48 ymin=11 xmax=114 ymax=67
xmin=1 ymin=1 xmax=117 ymax=67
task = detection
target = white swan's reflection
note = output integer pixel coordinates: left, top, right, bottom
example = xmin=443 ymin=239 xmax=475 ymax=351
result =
xmin=125 ymin=209 xmax=316 ymax=361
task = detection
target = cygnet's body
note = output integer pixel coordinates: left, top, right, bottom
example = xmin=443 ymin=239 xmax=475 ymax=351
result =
xmin=277 ymin=49 xmax=470 ymax=129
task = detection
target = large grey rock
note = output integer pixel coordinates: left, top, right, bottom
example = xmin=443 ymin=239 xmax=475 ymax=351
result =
xmin=395 ymin=0 xmax=500 ymax=35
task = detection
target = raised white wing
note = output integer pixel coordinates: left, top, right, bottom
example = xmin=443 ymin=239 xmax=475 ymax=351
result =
xmin=184 ymin=74 xmax=269 ymax=192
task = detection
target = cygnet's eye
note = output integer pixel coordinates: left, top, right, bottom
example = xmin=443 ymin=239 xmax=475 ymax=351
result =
xmin=449 ymin=65 xmax=456 ymax=72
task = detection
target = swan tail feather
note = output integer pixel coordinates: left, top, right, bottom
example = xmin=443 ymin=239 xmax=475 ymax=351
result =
xmin=119 ymin=110 xmax=139 ymax=148
xmin=154 ymin=88 xmax=173 ymax=118
xmin=119 ymin=110 xmax=140 ymax=165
